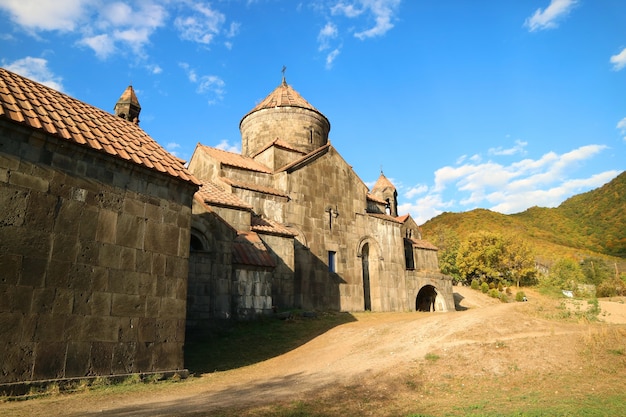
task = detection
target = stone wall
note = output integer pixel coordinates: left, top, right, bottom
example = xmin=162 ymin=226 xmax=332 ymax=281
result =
xmin=0 ymin=123 xmax=195 ymax=384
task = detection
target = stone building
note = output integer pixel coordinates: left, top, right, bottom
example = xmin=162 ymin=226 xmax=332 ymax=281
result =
xmin=186 ymin=76 xmax=454 ymax=325
xmin=0 ymin=68 xmax=199 ymax=386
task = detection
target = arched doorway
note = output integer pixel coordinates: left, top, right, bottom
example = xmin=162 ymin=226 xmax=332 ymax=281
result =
xmin=416 ymin=285 xmax=438 ymax=312
xmin=362 ymin=243 xmax=372 ymax=311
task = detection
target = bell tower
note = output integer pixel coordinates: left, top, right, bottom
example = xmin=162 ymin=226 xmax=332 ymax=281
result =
xmin=114 ymin=85 xmax=141 ymax=124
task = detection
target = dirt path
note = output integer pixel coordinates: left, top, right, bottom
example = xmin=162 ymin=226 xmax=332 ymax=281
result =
xmin=2 ymin=288 xmax=625 ymax=417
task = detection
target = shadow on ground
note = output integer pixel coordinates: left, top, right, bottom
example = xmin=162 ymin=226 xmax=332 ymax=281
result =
xmin=184 ymin=311 xmax=357 ymax=374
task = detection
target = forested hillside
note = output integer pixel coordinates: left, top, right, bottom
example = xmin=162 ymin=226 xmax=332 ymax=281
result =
xmin=421 ymin=171 xmax=626 ymax=269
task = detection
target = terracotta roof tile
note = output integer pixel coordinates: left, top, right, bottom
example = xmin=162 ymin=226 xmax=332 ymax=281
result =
xmin=220 ymin=177 xmax=289 ymax=198
xmin=251 ymin=214 xmax=296 ymax=237
xmin=371 ymin=172 xmax=396 ymax=192
xmin=407 ymin=238 xmax=439 ymax=251
xmin=242 ymin=80 xmax=325 ymax=122
xmin=367 ymin=193 xmax=387 ymax=205
xmin=197 ymin=144 xmax=272 ymax=173
xmin=196 ymin=180 xmax=252 ymax=210
xmin=367 ymin=213 xmax=403 ymax=223
xmin=0 ymin=67 xmax=199 ymax=186
xmin=232 ymin=231 xmax=276 ymax=267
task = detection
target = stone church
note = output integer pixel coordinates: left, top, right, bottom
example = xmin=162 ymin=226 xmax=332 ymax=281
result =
xmin=0 ymin=66 xmax=452 ymax=388
xmin=185 ymin=75 xmax=454 ymax=326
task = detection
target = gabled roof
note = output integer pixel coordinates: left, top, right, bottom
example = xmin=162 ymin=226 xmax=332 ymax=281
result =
xmin=251 ymin=214 xmax=296 ymax=237
xmin=196 ymin=144 xmax=272 ymax=174
xmin=0 ymin=68 xmax=199 ymax=186
xmin=277 ymin=142 xmax=331 ymax=173
xmin=407 ymin=238 xmax=439 ymax=251
xmin=367 ymin=193 xmax=388 ymax=205
xmin=232 ymin=231 xmax=276 ymax=267
xmin=252 ymin=138 xmax=307 ymax=158
xmin=367 ymin=213 xmax=403 ymax=223
xmin=195 ymin=180 xmax=252 ymax=210
xmin=220 ymin=177 xmax=289 ymax=198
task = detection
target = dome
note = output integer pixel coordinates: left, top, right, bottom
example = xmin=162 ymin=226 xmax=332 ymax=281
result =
xmin=239 ymin=79 xmax=330 ymax=157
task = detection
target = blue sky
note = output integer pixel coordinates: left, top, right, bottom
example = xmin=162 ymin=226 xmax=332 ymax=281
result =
xmin=1 ymin=0 xmax=624 ymax=224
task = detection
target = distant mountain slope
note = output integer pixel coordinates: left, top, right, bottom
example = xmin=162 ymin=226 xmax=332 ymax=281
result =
xmin=421 ymin=171 xmax=626 ymax=266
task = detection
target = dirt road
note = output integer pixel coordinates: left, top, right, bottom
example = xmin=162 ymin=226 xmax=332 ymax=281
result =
xmin=2 ymin=287 xmax=625 ymax=416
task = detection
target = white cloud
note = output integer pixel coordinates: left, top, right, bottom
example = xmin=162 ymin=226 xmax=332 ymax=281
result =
xmin=179 ymin=62 xmax=225 ymax=104
xmin=488 ymin=140 xmax=528 ymax=156
xmin=318 ymin=22 xmax=338 ymax=51
xmin=400 ymin=144 xmax=615 ymax=223
xmin=79 ymin=34 xmax=115 ymax=59
xmin=4 ymin=57 xmax=64 ymax=91
xmin=610 ymin=48 xmax=626 ymax=71
xmin=524 ymin=0 xmax=578 ymax=32
xmin=215 ymin=140 xmax=240 ymax=153
xmin=326 ymin=49 xmax=341 ymax=69
xmin=330 ymin=0 xmax=400 ymax=39
xmin=0 ymin=0 xmax=90 ymax=32
xmin=617 ymin=117 xmax=626 ymax=140
xmin=403 ymin=184 xmax=428 ymax=199
xmin=174 ymin=2 xmax=225 ymax=45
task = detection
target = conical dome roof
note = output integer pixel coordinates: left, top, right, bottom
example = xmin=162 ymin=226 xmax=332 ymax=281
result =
xmin=116 ymin=85 xmax=141 ymax=108
xmin=241 ymin=78 xmax=326 ymax=125
xmin=371 ymin=173 xmax=396 ymax=193
xmin=239 ymin=77 xmax=331 ymax=158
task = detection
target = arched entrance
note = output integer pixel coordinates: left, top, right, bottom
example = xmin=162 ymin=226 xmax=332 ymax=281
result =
xmin=362 ymin=243 xmax=371 ymax=311
xmin=416 ymin=285 xmax=438 ymax=312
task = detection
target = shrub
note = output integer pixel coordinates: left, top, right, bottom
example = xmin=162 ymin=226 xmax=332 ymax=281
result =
xmin=471 ymin=279 xmax=480 ymax=290
xmin=481 ymin=282 xmax=489 ymax=293
xmin=488 ymin=288 xmax=500 ymax=298
xmin=489 ymin=282 xmax=496 ymax=290
xmin=515 ymin=291 xmax=526 ymax=302
xmin=499 ymin=293 xmax=509 ymax=303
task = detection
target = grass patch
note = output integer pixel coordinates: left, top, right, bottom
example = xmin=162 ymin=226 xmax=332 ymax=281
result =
xmin=424 ymin=352 xmax=440 ymax=362
xmin=184 ymin=311 xmax=356 ymax=374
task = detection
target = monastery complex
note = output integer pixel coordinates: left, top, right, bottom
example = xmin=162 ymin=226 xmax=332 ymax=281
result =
xmin=0 ymin=67 xmax=453 ymax=388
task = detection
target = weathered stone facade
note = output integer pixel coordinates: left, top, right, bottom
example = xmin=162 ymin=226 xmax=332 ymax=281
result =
xmin=186 ymin=78 xmax=454 ymax=324
xmin=0 ymin=69 xmax=198 ymax=386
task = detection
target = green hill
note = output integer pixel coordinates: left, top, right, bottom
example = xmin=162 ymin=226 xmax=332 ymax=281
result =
xmin=421 ymin=171 xmax=626 ymax=269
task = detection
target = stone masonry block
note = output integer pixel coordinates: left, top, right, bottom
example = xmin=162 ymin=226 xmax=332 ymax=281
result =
xmin=116 ymin=213 xmax=145 ymax=250
xmin=65 ymin=341 xmax=91 ymax=378
xmin=23 ymin=191 xmax=56 ymax=232
xmin=19 ymin=256 xmax=47 ymax=287
xmin=9 ymin=170 xmax=49 ymax=193
xmin=33 ymin=341 xmax=66 ymax=380
xmin=89 ymin=341 xmax=114 ymax=375
xmin=0 ymin=312 xmax=23 ymax=343
xmin=84 ymin=316 xmax=119 ymax=343
xmin=111 ymin=293 xmax=145 ymax=318
xmin=31 ymin=288 xmax=55 ymax=314
xmin=0 ymin=342 xmax=35 ymax=383
xmin=0 ymin=253 xmax=22 ymax=285
xmin=33 ymin=313 xmax=64 ymax=342
xmin=112 ymin=342 xmax=136 ymax=374
xmin=95 ymin=209 xmax=117 ymax=244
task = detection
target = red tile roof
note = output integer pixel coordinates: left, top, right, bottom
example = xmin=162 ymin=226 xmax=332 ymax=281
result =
xmin=408 ymin=238 xmax=439 ymax=251
xmin=367 ymin=213 xmax=403 ymax=223
xmin=0 ymin=68 xmax=199 ymax=186
xmin=232 ymin=231 xmax=276 ymax=267
xmin=252 ymin=138 xmax=307 ymax=158
xmin=242 ymin=80 xmax=325 ymax=121
xmin=251 ymin=214 xmax=296 ymax=237
xmin=220 ymin=177 xmax=289 ymax=198
xmin=371 ymin=172 xmax=396 ymax=192
xmin=195 ymin=180 xmax=252 ymax=210
xmin=367 ymin=194 xmax=388 ymax=205
xmin=196 ymin=144 xmax=272 ymax=173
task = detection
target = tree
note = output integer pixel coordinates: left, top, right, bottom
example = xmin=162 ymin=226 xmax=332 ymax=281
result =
xmin=502 ymin=235 xmax=537 ymax=287
xmin=433 ymin=227 xmax=461 ymax=283
xmin=580 ymin=257 xmax=611 ymax=286
xmin=456 ymin=231 xmax=537 ymax=287
xmin=549 ymin=258 xmax=585 ymax=290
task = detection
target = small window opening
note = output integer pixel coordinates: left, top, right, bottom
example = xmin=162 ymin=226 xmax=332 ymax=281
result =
xmin=328 ymin=251 xmax=336 ymax=273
